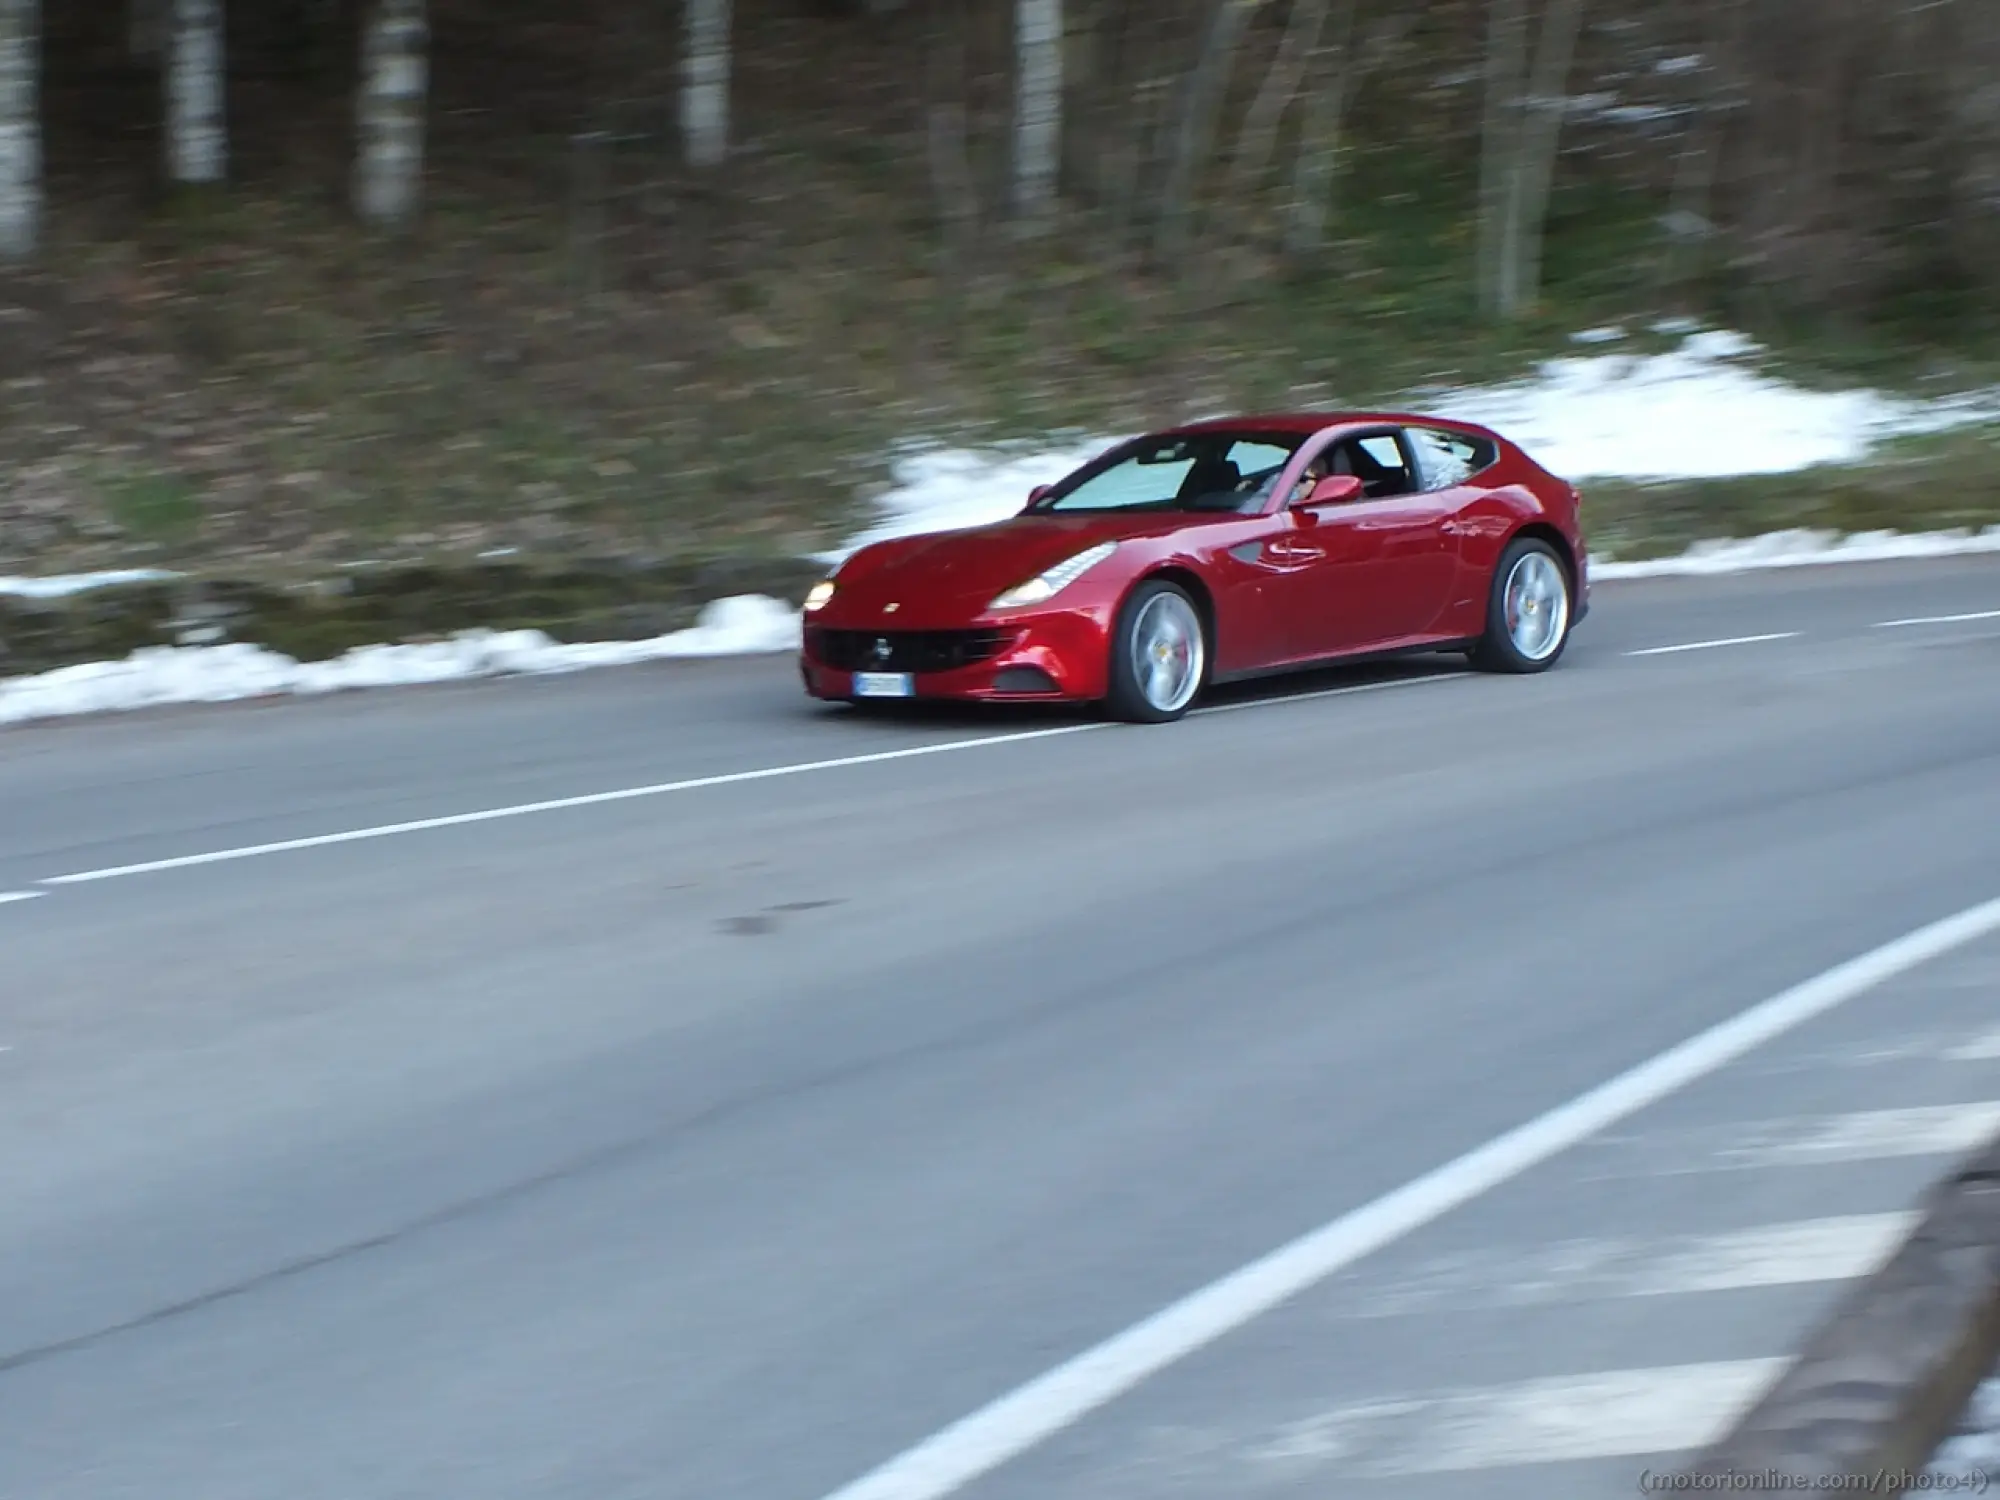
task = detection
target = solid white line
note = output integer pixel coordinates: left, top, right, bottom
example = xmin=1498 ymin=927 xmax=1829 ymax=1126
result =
xmin=1624 ymin=632 xmax=1801 ymax=657
xmin=1258 ymin=1359 xmax=1790 ymax=1476
xmin=37 ymin=673 xmax=1462 ymax=888
xmin=1874 ymin=609 xmax=2000 ymax=628
xmin=813 ymin=894 xmax=2000 ymax=1500
xmin=0 ymin=891 xmax=45 ymax=905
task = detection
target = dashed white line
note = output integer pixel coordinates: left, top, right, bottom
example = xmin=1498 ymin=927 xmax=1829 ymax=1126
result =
xmin=37 ymin=672 xmax=1464 ymax=888
xmin=812 ymin=893 xmax=2000 ymax=1500
xmin=1624 ymin=632 xmax=1801 ymax=657
xmin=0 ymin=891 xmax=45 ymax=906
xmin=1874 ymin=609 xmax=2000 ymax=628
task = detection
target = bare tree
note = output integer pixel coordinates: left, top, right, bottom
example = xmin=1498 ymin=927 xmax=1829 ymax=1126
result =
xmin=1477 ymin=0 xmax=1587 ymax=318
xmin=1282 ymin=0 xmax=1355 ymax=257
xmin=354 ymin=0 xmax=427 ymax=229
xmin=1230 ymin=0 xmax=1332 ymax=194
xmin=925 ymin=0 xmax=978 ymax=280
xmin=1013 ymin=0 xmax=1063 ymax=233
xmin=168 ymin=0 xmax=226 ymax=185
xmin=682 ymin=0 xmax=730 ymax=169
xmin=0 ymin=0 xmax=36 ymax=261
xmin=1155 ymin=0 xmax=1261 ymax=266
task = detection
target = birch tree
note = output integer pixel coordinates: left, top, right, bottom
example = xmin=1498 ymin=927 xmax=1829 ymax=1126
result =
xmin=167 ymin=0 xmax=226 ymax=185
xmin=1012 ymin=0 xmax=1062 ymax=233
xmin=682 ymin=0 xmax=730 ymax=169
xmin=0 ymin=0 xmax=36 ymax=261
xmin=1477 ymin=0 xmax=1587 ymax=318
xmin=354 ymin=0 xmax=427 ymax=229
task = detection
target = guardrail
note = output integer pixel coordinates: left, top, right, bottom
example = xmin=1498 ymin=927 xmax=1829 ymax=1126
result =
xmin=1669 ymin=1126 xmax=2000 ymax=1494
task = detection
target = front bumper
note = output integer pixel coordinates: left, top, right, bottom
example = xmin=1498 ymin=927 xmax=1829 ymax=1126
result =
xmin=800 ymin=611 xmax=1110 ymax=703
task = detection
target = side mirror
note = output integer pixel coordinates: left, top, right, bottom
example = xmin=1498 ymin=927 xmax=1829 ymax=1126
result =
xmin=1290 ymin=473 xmax=1364 ymax=508
xmin=1027 ymin=484 xmax=1052 ymax=505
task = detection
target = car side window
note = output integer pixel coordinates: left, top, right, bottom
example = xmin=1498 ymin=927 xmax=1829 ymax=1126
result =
xmin=1326 ymin=433 xmax=1416 ymax=498
xmin=1405 ymin=426 xmax=1497 ymax=491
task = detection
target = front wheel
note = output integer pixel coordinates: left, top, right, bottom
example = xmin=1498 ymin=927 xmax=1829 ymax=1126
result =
xmin=1104 ymin=579 xmax=1208 ymax=723
xmin=1469 ymin=536 xmax=1573 ymax=673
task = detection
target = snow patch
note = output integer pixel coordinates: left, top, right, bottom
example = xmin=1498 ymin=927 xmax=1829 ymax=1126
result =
xmin=1593 ymin=526 xmax=2000 ymax=579
xmin=0 ymin=569 xmax=178 ymax=599
xmin=1421 ymin=330 xmax=1999 ymax=481
xmin=0 ymin=595 xmax=802 ymax=728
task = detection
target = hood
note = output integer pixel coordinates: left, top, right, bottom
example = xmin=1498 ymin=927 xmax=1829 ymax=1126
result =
xmin=833 ymin=513 xmax=1185 ymax=619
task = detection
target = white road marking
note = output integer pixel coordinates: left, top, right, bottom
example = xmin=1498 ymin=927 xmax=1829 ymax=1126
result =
xmin=1948 ymin=1026 xmax=2000 ymax=1061
xmin=0 ymin=891 xmax=44 ymax=905
xmin=1874 ymin=609 xmax=2000 ymax=628
xmin=1729 ymin=1102 xmax=2000 ymax=1167
xmin=812 ymin=894 xmax=2000 ymax=1500
xmin=1250 ymin=1359 xmax=1788 ymax=1477
xmin=1330 ymin=1211 xmax=1917 ymax=1317
xmin=36 ymin=672 xmax=1463 ymax=888
xmin=1584 ymin=1101 xmax=2000 ymax=1180
xmin=1624 ymin=631 xmax=1801 ymax=657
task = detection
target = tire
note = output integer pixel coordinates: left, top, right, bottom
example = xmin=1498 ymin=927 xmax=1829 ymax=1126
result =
xmin=1468 ymin=535 xmax=1573 ymax=673
xmin=1104 ymin=579 xmax=1209 ymax=723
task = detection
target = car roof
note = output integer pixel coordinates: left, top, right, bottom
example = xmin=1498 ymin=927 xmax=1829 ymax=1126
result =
xmin=1161 ymin=411 xmax=1505 ymax=442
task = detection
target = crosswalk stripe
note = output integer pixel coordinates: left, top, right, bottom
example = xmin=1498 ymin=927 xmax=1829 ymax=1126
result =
xmin=1249 ymin=1359 xmax=1788 ymax=1477
xmin=1584 ymin=1101 xmax=2000 ymax=1178
xmin=1331 ymin=1211 xmax=1918 ymax=1317
xmin=1947 ymin=1027 xmax=2000 ymax=1062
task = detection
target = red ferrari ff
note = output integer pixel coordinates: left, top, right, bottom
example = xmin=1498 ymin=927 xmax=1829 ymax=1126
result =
xmin=800 ymin=412 xmax=1589 ymax=723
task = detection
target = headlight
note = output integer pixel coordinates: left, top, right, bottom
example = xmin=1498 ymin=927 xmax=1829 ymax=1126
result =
xmin=803 ymin=580 xmax=836 ymax=612
xmin=988 ymin=542 xmax=1118 ymax=609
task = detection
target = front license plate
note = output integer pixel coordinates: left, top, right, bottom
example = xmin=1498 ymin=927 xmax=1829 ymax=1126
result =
xmin=851 ymin=671 xmax=914 ymax=699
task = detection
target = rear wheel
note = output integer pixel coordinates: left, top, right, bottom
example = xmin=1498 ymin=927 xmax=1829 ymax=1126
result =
xmin=1104 ymin=579 xmax=1208 ymax=723
xmin=1469 ymin=536 xmax=1572 ymax=673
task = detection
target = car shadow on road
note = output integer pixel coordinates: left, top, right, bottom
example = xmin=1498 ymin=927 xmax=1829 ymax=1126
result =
xmin=801 ymin=653 xmax=1474 ymax=735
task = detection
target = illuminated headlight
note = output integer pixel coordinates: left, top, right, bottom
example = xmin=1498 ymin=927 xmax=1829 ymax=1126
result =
xmin=988 ymin=542 xmax=1118 ymax=610
xmin=803 ymin=580 xmax=836 ymax=612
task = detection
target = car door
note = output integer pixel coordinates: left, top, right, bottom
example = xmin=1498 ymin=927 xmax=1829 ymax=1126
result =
xmin=1270 ymin=431 xmax=1463 ymax=658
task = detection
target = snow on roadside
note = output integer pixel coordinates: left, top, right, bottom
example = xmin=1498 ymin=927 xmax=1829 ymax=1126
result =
xmin=1592 ymin=525 xmax=2000 ymax=579
xmin=0 ymin=569 xmax=178 ymax=599
xmin=5 ymin=329 xmax=1998 ymax=725
xmin=0 ymin=596 xmax=800 ymax=728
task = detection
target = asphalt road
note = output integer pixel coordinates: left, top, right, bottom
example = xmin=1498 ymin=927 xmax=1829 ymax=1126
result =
xmin=1 ymin=557 xmax=1998 ymax=1500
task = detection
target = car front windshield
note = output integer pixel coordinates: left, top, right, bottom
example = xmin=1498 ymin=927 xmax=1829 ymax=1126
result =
xmin=1031 ymin=432 xmax=1304 ymax=514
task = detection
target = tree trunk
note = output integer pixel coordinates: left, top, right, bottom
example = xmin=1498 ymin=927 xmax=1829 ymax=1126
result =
xmin=1282 ymin=0 xmax=1357 ymax=258
xmin=682 ymin=0 xmax=730 ymax=169
xmin=1154 ymin=0 xmax=1257 ymax=267
xmin=354 ymin=0 xmax=427 ymax=229
xmin=1012 ymin=0 xmax=1062 ymax=233
xmin=130 ymin=0 xmax=164 ymax=61
xmin=0 ymin=0 xmax=37 ymax=262
xmin=168 ymin=0 xmax=226 ymax=185
xmin=925 ymin=0 xmax=978 ymax=283
xmin=1230 ymin=0 xmax=1331 ymax=194
xmin=1504 ymin=0 xmax=1586 ymax=313
xmin=1476 ymin=0 xmax=1527 ymax=318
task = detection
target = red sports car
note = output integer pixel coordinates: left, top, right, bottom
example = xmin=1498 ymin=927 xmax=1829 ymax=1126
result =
xmin=800 ymin=412 xmax=1589 ymax=723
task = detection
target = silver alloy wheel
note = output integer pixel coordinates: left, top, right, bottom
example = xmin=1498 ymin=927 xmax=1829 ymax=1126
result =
xmin=1130 ymin=591 xmax=1205 ymax=714
xmin=1503 ymin=550 xmax=1570 ymax=661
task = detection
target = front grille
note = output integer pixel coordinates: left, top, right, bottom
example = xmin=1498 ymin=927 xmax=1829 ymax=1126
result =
xmin=807 ymin=628 xmax=1013 ymax=674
